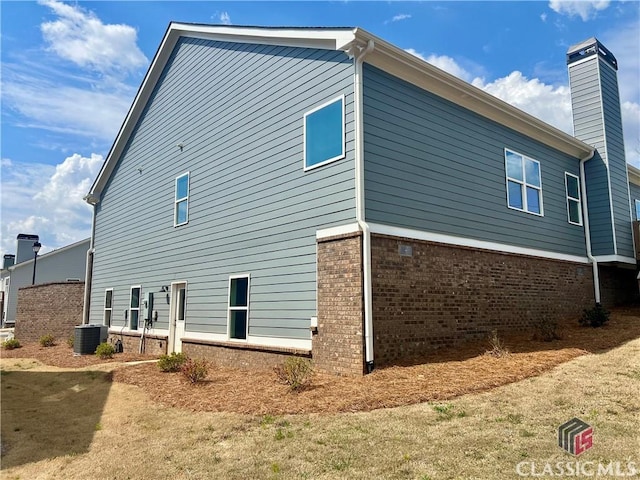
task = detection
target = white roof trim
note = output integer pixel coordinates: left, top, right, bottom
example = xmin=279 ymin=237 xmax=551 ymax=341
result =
xmin=628 ymin=164 xmax=640 ymax=186
xmin=86 ymin=24 xmax=594 ymax=202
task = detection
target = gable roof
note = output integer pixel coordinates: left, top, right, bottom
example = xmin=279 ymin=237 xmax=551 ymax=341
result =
xmin=85 ymin=23 xmax=594 ymax=203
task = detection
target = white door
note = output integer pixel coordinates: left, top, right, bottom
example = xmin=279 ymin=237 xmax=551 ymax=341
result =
xmin=169 ymin=282 xmax=187 ymax=353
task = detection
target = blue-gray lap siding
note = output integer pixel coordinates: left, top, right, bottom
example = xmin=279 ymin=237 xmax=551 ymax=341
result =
xmin=362 ymin=64 xmax=586 ymax=257
xmin=568 ymin=57 xmax=633 ymax=258
xmin=89 ymin=38 xmax=356 ymax=340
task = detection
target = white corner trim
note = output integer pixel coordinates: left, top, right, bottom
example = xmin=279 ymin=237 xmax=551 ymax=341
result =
xmin=594 ymin=255 xmax=636 ymax=265
xmin=368 ymin=223 xmax=591 ymax=264
xmin=316 ymin=223 xmax=361 ymax=239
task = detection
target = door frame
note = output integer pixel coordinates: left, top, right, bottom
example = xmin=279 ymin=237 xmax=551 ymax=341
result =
xmin=168 ymin=281 xmax=187 ymax=353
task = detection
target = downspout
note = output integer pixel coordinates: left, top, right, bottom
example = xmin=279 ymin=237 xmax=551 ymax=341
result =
xmin=82 ymin=196 xmax=98 ymax=324
xmin=351 ymin=38 xmax=375 ymax=373
xmin=579 ymin=150 xmax=601 ymax=304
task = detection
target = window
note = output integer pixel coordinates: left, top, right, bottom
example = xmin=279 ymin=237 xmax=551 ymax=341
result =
xmin=228 ymin=275 xmax=249 ymax=340
xmin=565 ymin=173 xmax=582 ymax=225
xmin=303 ymin=96 xmax=345 ymax=170
xmin=175 ymin=172 xmax=189 ymax=226
xmin=104 ymin=289 xmax=113 ymax=327
xmin=635 ymin=199 xmax=640 ymax=220
xmin=129 ymin=286 xmax=140 ymax=330
xmin=505 ymin=149 xmax=543 ymax=215
xmin=178 ymin=287 xmax=186 ymax=322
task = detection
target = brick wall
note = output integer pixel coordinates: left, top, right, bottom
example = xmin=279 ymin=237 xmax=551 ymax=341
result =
xmin=15 ymin=282 xmax=84 ymax=343
xmin=314 ymin=233 xmax=365 ymax=376
xmin=107 ymin=332 xmax=168 ymax=356
xmin=370 ymin=235 xmax=597 ymax=367
xmin=599 ymin=265 xmax=639 ymax=306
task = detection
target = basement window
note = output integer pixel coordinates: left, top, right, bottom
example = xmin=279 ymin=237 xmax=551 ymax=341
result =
xmin=104 ymin=289 xmax=113 ymax=327
xmin=303 ymin=96 xmax=345 ymax=171
xmin=565 ymin=173 xmax=582 ymax=225
xmin=228 ymin=275 xmax=250 ymax=340
xmin=505 ymin=149 xmax=543 ymax=216
xmin=175 ymin=172 xmax=190 ymax=226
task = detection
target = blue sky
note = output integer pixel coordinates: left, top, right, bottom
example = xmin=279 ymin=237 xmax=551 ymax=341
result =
xmin=1 ymin=1 xmax=639 ymax=257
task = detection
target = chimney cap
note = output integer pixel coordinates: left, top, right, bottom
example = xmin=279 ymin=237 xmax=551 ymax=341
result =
xmin=17 ymin=233 xmax=39 ymax=241
xmin=567 ymin=37 xmax=618 ymax=70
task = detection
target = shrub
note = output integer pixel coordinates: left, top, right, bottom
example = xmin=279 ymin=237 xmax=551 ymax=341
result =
xmin=1 ymin=338 xmax=21 ymax=350
xmin=275 ymin=357 xmax=313 ymax=391
xmin=157 ymin=352 xmax=187 ymax=372
xmin=579 ymin=304 xmax=610 ymax=328
xmin=95 ymin=342 xmax=116 ymax=359
xmin=39 ymin=334 xmax=55 ymax=347
xmin=67 ymin=336 xmax=74 ymax=348
xmin=181 ymin=358 xmax=209 ymax=384
xmin=485 ymin=329 xmax=509 ymax=358
xmin=532 ymin=317 xmax=562 ymax=342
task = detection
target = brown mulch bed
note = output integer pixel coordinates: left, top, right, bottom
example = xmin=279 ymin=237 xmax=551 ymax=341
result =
xmin=4 ymin=307 xmax=640 ymax=414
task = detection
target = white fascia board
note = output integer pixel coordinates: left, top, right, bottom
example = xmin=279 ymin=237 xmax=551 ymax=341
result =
xmin=316 ymin=223 xmax=361 ymax=239
xmin=594 ymin=255 xmax=637 ymax=265
xmin=353 ymin=29 xmax=594 ymax=161
xmin=368 ymin=223 xmax=591 ymax=264
xmin=628 ymin=164 xmax=640 ymax=186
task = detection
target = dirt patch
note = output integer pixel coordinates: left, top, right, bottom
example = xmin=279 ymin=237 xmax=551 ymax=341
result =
xmin=5 ymin=307 xmax=640 ymax=415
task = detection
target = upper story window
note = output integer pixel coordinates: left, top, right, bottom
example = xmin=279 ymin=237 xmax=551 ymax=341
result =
xmin=303 ymin=96 xmax=345 ymax=171
xmin=565 ymin=173 xmax=582 ymax=225
xmin=175 ymin=172 xmax=189 ymax=226
xmin=505 ymin=149 xmax=543 ymax=216
xmin=635 ymin=199 xmax=640 ymax=220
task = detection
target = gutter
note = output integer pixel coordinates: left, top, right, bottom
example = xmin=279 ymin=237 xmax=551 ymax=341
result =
xmin=579 ymin=150 xmax=600 ymax=304
xmin=349 ymin=39 xmax=375 ymax=373
xmin=82 ymin=194 xmax=99 ymax=324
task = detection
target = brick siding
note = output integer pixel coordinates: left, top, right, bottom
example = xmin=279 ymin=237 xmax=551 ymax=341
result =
xmin=370 ymin=234 xmax=597 ymax=367
xmin=599 ymin=265 xmax=639 ymax=306
xmin=15 ymin=282 xmax=84 ymax=343
xmin=107 ymin=331 xmax=168 ymax=356
xmin=314 ymin=233 xmax=365 ymax=376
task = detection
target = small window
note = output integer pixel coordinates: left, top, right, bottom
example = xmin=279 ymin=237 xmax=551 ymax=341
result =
xmin=505 ymin=149 xmax=543 ymax=216
xmin=104 ymin=289 xmax=113 ymax=327
xmin=175 ymin=172 xmax=189 ymax=226
xmin=228 ymin=275 xmax=250 ymax=340
xmin=178 ymin=287 xmax=186 ymax=322
xmin=635 ymin=199 xmax=640 ymax=220
xmin=303 ymin=96 xmax=345 ymax=171
xmin=129 ymin=286 xmax=140 ymax=330
xmin=565 ymin=173 xmax=582 ymax=225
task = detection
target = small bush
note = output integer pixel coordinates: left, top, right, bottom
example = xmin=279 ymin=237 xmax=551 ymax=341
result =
xmin=67 ymin=336 xmax=74 ymax=348
xmin=95 ymin=342 xmax=116 ymax=359
xmin=275 ymin=357 xmax=313 ymax=391
xmin=579 ymin=304 xmax=610 ymax=328
xmin=39 ymin=334 xmax=55 ymax=347
xmin=2 ymin=338 xmax=21 ymax=350
xmin=485 ymin=329 xmax=509 ymax=358
xmin=181 ymin=358 xmax=209 ymax=384
xmin=157 ymin=352 xmax=187 ymax=372
xmin=532 ymin=317 xmax=562 ymax=342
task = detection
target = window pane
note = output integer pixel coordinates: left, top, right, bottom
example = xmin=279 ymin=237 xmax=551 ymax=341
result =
xmin=178 ymin=288 xmax=186 ymax=321
xmin=104 ymin=310 xmax=111 ymax=327
xmin=131 ymin=288 xmax=140 ymax=308
xmin=176 ymin=174 xmax=189 ymax=199
xmin=526 ymin=186 xmax=541 ymax=214
xmin=230 ymin=310 xmax=247 ymax=339
xmin=524 ymin=158 xmax=541 ymax=187
xmin=506 ymin=151 xmax=523 ymax=181
xmin=305 ymin=98 xmax=343 ymax=168
xmin=176 ymin=200 xmax=188 ymax=224
xmin=230 ymin=277 xmax=248 ymax=307
xmin=130 ymin=310 xmax=138 ymax=330
xmin=566 ymin=175 xmax=579 ymax=199
xmin=635 ymin=200 xmax=640 ymax=220
xmin=569 ymin=199 xmax=581 ymax=224
xmin=105 ymin=290 xmax=112 ymax=308
xmin=507 ymin=180 xmax=523 ymax=209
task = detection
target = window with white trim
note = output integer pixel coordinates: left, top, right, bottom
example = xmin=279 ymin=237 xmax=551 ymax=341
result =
xmin=565 ymin=173 xmax=582 ymax=225
xmin=228 ymin=275 xmax=249 ymax=340
xmin=104 ymin=289 xmax=113 ymax=327
xmin=505 ymin=149 xmax=543 ymax=215
xmin=129 ymin=286 xmax=140 ymax=330
xmin=635 ymin=199 xmax=640 ymax=220
xmin=175 ymin=172 xmax=189 ymax=226
xmin=303 ymin=96 xmax=345 ymax=171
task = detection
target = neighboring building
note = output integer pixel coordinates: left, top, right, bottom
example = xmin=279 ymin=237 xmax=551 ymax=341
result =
xmin=83 ymin=25 xmax=637 ymax=375
xmin=2 ymin=237 xmax=90 ymax=326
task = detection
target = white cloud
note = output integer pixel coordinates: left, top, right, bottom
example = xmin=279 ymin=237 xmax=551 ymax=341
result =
xmin=549 ymin=0 xmax=610 ymax=21
xmin=541 ymin=12 xmax=548 ymax=22
xmin=405 ymin=49 xmax=478 ymax=83
xmin=219 ymin=12 xmax=232 ymax=25
xmin=1 ymin=154 xmax=102 ymax=257
xmin=38 ymin=0 xmax=147 ymax=75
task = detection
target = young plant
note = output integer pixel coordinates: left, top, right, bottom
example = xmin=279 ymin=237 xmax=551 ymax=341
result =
xmin=532 ymin=317 xmax=562 ymax=342
xmin=181 ymin=358 xmax=209 ymax=384
xmin=275 ymin=356 xmax=314 ymax=392
xmin=39 ymin=334 xmax=55 ymax=347
xmin=157 ymin=352 xmax=188 ymax=372
xmin=1 ymin=338 xmax=21 ymax=350
xmin=95 ymin=342 xmax=116 ymax=359
xmin=67 ymin=336 xmax=74 ymax=348
xmin=485 ymin=329 xmax=509 ymax=358
xmin=579 ymin=304 xmax=610 ymax=328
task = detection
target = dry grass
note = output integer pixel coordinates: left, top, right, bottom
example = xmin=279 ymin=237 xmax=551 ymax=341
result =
xmin=1 ymin=307 xmax=639 ymax=479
